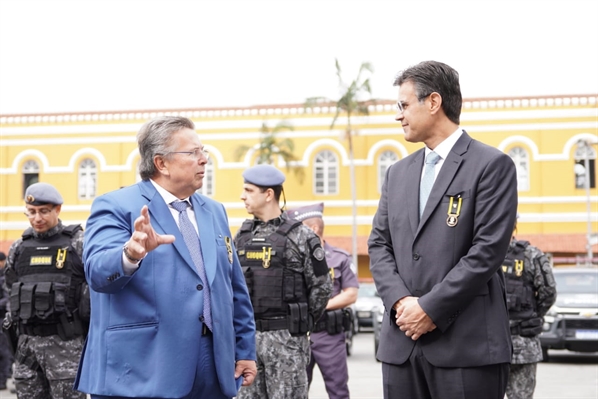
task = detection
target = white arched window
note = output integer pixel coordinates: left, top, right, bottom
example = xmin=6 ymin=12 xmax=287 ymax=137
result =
xmin=574 ymin=143 xmax=596 ymax=189
xmin=378 ymin=151 xmax=399 ymax=193
xmin=313 ymin=150 xmax=338 ymax=195
xmin=22 ymin=160 xmax=40 ymax=197
xmin=508 ymin=147 xmax=530 ymax=191
xmin=197 ymin=158 xmax=214 ymax=197
xmin=78 ymin=158 xmax=97 ymax=199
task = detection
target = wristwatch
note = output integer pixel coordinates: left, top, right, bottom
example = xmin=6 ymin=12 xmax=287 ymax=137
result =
xmin=123 ymin=245 xmax=143 ymax=264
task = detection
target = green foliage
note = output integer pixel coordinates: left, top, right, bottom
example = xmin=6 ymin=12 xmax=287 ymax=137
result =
xmin=234 ymin=120 xmax=305 ymax=183
xmin=305 ymin=58 xmax=374 ymax=138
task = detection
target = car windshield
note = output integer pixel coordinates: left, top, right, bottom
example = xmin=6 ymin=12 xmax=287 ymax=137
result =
xmin=358 ymin=284 xmax=378 ymax=298
xmin=555 ymin=271 xmax=598 ymax=294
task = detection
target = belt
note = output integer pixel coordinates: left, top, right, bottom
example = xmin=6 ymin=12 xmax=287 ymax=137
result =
xmin=22 ymin=323 xmax=60 ymax=337
xmin=255 ymin=318 xmax=288 ymax=332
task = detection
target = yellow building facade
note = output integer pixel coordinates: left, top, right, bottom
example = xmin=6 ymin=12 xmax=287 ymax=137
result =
xmin=1 ymin=94 xmax=597 ymax=278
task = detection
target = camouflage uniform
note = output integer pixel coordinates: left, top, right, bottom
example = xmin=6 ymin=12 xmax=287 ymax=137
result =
xmin=235 ymin=214 xmax=332 ymax=399
xmin=505 ymin=238 xmax=557 ymax=399
xmin=4 ymin=221 xmax=86 ymax=399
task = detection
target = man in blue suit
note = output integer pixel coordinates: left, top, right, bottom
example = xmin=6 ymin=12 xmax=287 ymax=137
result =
xmin=74 ymin=116 xmax=257 ymax=399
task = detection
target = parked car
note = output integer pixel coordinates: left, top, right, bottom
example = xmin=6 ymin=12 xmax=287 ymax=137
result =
xmin=354 ymin=282 xmax=383 ymax=331
xmin=373 ymin=305 xmax=384 ymax=360
xmin=344 ymin=306 xmax=356 ymax=356
xmin=540 ymin=267 xmax=598 ymax=361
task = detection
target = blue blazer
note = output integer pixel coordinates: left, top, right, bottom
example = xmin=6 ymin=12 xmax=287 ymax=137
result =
xmin=74 ymin=180 xmax=256 ymax=398
xmin=369 ymin=132 xmax=517 ymax=367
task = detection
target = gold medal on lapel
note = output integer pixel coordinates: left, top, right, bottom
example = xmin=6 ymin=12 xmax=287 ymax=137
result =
xmin=446 ymin=196 xmax=462 ymax=227
xmin=56 ymin=248 xmax=67 ymax=269
xmin=224 ymin=236 xmax=233 ymax=264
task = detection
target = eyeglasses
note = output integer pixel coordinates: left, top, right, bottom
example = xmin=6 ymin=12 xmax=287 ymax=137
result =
xmin=167 ymin=147 xmax=210 ymax=160
xmin=24 ymin=207 xmax=55 ymax=218
xmin=395 ymin=93 xmax=433 ymax=113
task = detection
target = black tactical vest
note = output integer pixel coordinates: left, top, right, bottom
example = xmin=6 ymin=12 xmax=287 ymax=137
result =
xmin=502 ymin=240 xmax=537 ymax=322
xmin=236 ymin=219 xmax=309 ymax=321
xmin=10 ymin=225 xmax=85 ymax=326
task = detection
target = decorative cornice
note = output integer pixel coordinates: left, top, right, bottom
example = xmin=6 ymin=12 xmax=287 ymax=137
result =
xmin=1 ymin=94 xmax=596 ymax=125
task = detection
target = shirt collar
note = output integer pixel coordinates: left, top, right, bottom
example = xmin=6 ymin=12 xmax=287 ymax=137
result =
xmin=150 ymin=179 xmax=191 ymax=207
xmin=424 ymin=127 xmax=463 ymax=160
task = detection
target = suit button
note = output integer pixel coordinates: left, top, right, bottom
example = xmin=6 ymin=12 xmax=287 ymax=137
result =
xmin=197 ymin=284 xmax=203 ymax=291
xmin=413 ymin=254 xmax=420 ymax=260
xmin=199 ymin=315 xmax=205 ymax=322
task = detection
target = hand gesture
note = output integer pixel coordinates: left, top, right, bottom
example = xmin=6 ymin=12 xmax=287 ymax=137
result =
xmin=124 ymin=205 xmax=175 ymax=260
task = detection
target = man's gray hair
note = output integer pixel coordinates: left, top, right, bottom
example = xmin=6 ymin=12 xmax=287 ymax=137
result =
xmin=137 ymin=116 xmax=195 ymax=180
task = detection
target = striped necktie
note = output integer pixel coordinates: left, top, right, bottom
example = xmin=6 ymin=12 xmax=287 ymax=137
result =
xmin=171 ymin=200 xmax=212 ymax=331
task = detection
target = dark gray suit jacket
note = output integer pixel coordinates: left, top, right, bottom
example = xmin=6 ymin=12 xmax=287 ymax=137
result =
xmin=368 ymin=131 xmax=517 ymax=368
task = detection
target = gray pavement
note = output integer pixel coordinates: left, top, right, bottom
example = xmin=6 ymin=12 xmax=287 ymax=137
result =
xmin=310 ymin=330 xmax=598 ymax=399
xmin=1 ymin=332 xmax=595 ymax=398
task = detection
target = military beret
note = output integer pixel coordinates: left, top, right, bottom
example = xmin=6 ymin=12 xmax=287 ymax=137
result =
xmin=287 ymin=202 xmax=324 ymax=221
xmin=24 ymin=182 xmax=64 ymax=206
xmin=243 ymin=164 xmax=286 ymax=187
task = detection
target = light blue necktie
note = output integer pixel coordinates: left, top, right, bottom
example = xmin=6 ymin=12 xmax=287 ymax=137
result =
xmin=171 ymin=200 xmax=212 ymax=331
xmin=419 ymin=151 xmax=441 ymax=218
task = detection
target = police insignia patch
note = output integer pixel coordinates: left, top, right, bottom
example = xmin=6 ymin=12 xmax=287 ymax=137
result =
xmin=313 ymin=247 xmax=325 ymax=261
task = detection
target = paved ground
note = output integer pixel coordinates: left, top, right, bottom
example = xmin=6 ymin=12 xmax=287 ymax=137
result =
xmin=1 ymin=331 xmax=595 ymax=398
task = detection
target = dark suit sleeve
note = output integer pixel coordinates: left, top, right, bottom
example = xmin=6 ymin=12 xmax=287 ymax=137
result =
xmin=418 ymin=152 xmax=518 ymax=331
xmin=368 ymin=165 xmax=412 ymax=313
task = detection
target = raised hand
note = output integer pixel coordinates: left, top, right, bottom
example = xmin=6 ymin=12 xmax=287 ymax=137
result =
xmin=125 ymin=205 xmax=175 ymax=260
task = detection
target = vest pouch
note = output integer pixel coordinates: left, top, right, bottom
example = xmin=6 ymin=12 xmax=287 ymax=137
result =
xmin=9 ymin=282 xmax=22 ymax=318
xmin=342 ymin=307 xmax=353 ymax=332
xmin=288 ymin=302 xmax=309 ymax=335
xmin=506 ymin=293 xmax=521 ymax=312
xmin=34 ymin=282 xmax=54 ymax=320
xmin=78 ymin=282 xmax=91 ymax=322
xmin=326 ymin=309 xmax=344 ymax=335
xmin=19 ymin=283 xmax=36 ymax=322
xmin=53 ymin=282 xmax=68 ymax=314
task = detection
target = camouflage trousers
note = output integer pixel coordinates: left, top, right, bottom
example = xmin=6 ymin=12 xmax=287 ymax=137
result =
xmin=506 ymin=362 xmax=537 ymax=399
xmin=13 ymin=334 xmax=86 ymax=399
xmin=237 ymin=330 xmax=310 ymax=399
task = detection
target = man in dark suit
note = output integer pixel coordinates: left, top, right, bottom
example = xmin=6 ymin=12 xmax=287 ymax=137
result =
xmin=74 ymin=116 xmax=257 ymax=399
xmin=368 ymin=61 xmax=518 ymax=399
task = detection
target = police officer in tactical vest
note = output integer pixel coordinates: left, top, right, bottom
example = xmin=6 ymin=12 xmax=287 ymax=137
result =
xmin=234 ymin=165 xmax=332 ymax=399
xmin=3 ymin=183 xmax=88 ymax=399
xmin=288 ymin=203 xmax=359 ymax=399
xmin=503 ymin=216 xmax=556 ymax=399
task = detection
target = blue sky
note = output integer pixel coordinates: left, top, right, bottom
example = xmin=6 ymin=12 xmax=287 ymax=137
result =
xmin=1 ymin=0 xmax=597 ymax=114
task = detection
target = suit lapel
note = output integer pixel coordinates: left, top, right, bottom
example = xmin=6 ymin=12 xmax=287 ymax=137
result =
xmin=407 ymin=150 xmax=424 ymax=236
xmin=140 ymin=181 xmax=200 ymax=277
xmin=191 ymin=194 xmax=216 ymax=284
xmin=416 ymin=132 xmax=471 ymax=236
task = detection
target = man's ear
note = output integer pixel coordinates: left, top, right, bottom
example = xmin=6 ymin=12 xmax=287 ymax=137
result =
xmin=265 ymin=188 xmax=274 ymax=202
xmin=154 ymin=155 xmax=169 ymax=176
xmin=428 ymin=92 xmax=442 ymax=115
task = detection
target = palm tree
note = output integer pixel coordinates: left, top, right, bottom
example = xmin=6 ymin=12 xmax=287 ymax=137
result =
xmin=234 ymin=120 xmax=305 ymax=182
xmin=306 ymin=59 xmax=374 ymax=277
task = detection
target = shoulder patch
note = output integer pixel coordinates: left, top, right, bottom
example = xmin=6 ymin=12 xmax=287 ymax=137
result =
xmin=308 ymin=238 xmax=328 ymax=277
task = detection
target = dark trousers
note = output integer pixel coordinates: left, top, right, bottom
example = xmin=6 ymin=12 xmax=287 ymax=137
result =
xmin=91 ymin=331 xmax=229 ymax=399
xmin=382 ymin=342 xmax=509 ymax=399
xmin=0 ymin=331 xmax=13 ymax=382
